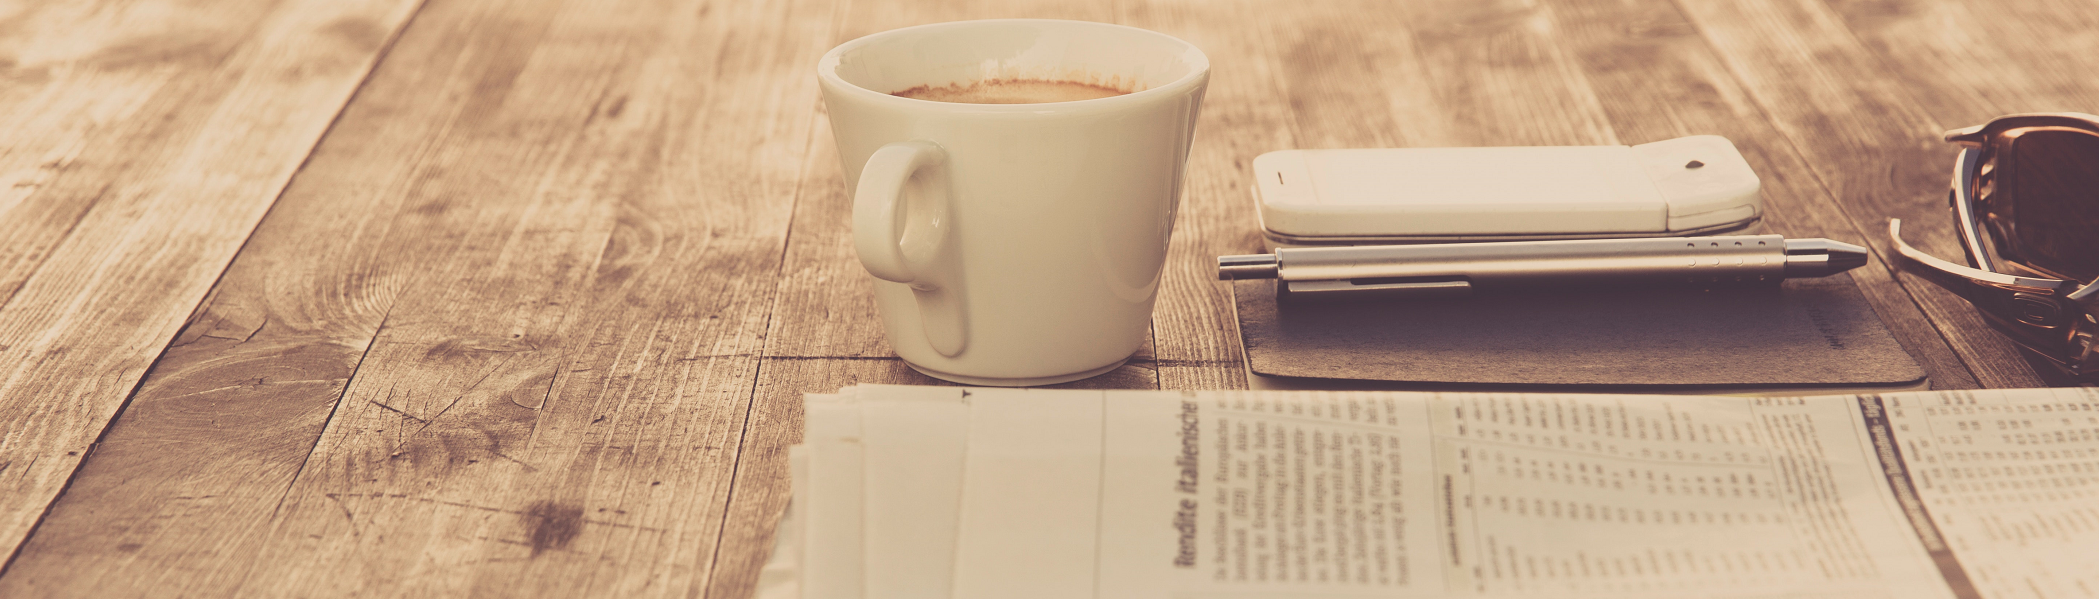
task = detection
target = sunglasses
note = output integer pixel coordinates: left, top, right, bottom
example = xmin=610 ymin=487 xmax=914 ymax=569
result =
xmin=1889 ymin=112 xmax=2098 ymax=379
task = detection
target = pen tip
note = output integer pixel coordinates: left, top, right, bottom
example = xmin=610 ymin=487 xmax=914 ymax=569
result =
xmin=1782 ymin=238 xmax=1870 ymax=277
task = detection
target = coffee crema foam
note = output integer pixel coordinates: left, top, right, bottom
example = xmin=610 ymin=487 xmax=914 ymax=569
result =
xmin=893 ymin=78 xmax=1129 ymax=104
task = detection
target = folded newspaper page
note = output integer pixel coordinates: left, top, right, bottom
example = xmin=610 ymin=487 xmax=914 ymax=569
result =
xmin=767 ymin=386 xmax=2096 ymax=598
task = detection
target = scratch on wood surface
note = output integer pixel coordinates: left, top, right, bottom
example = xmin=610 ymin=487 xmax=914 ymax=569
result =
xmin=175 ymin=306 xmax=270 ymax=346
xmin=522 ymin=500 xmax=583 ymax=557
xmin=673 ymin=353 xmax=758 ymax=362
xmin=241 ymin=318 xmax=267 ymax=343
xmin=491 ymin=451 xmax=539 ymax=472
xmin=148 ymin=381 xmax=254 ymax=400
xmin=1152 ymin=359 xmax=1233 ymax=368
xmin=308 ymin=493 xmax=664 ymax=532
xmin=423 ymin=337 xmax=541 ymax=360
xmin=366 ymin=387 xmax=427 ymax=423
xmin=191 ymin=332 xmax=245 ymax=343
xmin=320 ymin=493 xmax=362 ymax=537
xmin=398 ymin=355 xmax=509 ymax=441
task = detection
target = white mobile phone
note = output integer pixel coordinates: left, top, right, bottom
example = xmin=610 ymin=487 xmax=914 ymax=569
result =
xmin=1251 ymin=135 xmax=1762 ymax=247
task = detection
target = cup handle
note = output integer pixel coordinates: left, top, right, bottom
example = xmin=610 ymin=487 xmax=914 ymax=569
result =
xmin=852 ymin=141 xmax=967 ymax=357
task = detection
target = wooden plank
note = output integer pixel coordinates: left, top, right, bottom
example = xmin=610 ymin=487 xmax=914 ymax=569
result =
xmin=1671 ymin=0 xmax=2094 ymax=387
xmin=1820 ymin=0 xmax=2096 ymax=123
xmin=0 ymin=0 xmax=574 ymax=594
xmin=208 ymin=0 xmax=839 ymax=596
xmin=0 ymin=1 xmax=263 ymax=306
xmin=0 ymin=0 xmax=422 ymax=575
xmin=1371 ymin=0 xmax=1624 ymax=148
xmin=1534 ymin=0 xmax=1985 ymax=388
xmin=4 ymin=0 xmax=839 ymax=596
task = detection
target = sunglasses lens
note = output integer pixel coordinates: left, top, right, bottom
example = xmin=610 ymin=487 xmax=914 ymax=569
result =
xmin=2000 ymin=128 xmax=2097 ymax=283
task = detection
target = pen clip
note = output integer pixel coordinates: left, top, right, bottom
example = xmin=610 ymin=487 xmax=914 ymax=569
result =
xmin=1282 ymin=277 xmax=1472 ymax=300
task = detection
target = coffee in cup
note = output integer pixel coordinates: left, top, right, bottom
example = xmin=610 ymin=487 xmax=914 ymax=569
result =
xmin=892 ymin=78 xmax=1130 ymax=104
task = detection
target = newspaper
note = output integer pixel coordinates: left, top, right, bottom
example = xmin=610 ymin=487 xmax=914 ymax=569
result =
xmin=763 ymin=386 xmax=2097 ymax=598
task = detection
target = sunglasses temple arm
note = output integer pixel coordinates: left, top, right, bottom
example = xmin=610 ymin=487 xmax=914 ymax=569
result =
xmin=1890 ymin=219 xmax=2099 ymax=376
xmin=1886 ymin=219 xmax=2068 ymax=295
xmin=2070 ymin=281 xmax=2098 ymax=303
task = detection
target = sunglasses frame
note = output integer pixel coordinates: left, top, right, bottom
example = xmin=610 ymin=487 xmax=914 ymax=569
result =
xmin=1889 ymin=112 xmax=2098 ymax=379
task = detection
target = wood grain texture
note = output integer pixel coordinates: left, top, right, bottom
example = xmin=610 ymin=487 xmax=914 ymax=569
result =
xmin=0 ymin=0 xmax=578 ymax=593
xmin=758 ymin=118 xmax=893 ymax=360
xmin=1535 ymin=0 xmax=1984 ymax=388
xmin=1822 ymin=0 xmax=2096 ymax=123
xmin=1671 ymin=0 xmax=2093 ymax=387
xmin=218 ymin=0 xmax=838 ymax=595
xmin=0 ymin=0 xmax=263 ymax=306
xmin=5 ymin=0 xmax=837 ymax=595
xmin=0 ymin=0 xmax=420 ymax=573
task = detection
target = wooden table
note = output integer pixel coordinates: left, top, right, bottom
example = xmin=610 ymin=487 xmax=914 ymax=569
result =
xmin=0 ymin=0 xmax=2091 ymax=596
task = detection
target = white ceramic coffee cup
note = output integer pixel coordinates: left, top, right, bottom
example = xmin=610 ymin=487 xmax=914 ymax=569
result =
xmin=818 ymin=20 xmax=1209 ymax=386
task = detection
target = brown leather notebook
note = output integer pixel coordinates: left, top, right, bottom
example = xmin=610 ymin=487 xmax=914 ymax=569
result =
xmin=1233 ymin=274 xmax=1927 ymax=391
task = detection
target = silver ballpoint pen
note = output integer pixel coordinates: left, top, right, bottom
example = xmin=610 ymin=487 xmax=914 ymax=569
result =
xmin=1216 ymin=234 xmax=1870 ymax=299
